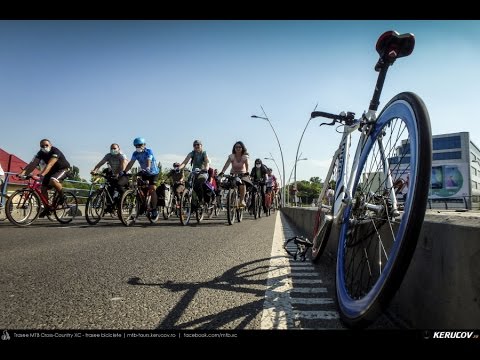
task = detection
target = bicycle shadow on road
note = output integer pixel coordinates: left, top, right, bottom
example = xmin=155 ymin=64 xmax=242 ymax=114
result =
xmin=127 ymin=256 xmax=291 ymax=330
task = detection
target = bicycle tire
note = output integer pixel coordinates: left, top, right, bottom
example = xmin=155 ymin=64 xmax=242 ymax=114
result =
xmin=226 ymin=188 xmax=237 ymax=225
xmin=336 ymin=92 xmax=431 ymax=328
xmin=54 ymin=191 xmax=78 ymax=224
xmin=251 ymin=192 xmax=257 ymax=219
xmin=162 ymin=191 xmax=172 ymax=220
xmin=5 ymin=189 xmax=40 ymax=226
xmin=179 ymin=190 xmax=192 ymax=226
xmin=236 ymin=207 xmax=243 ymax=222
xmin=256 ymin=194 xmax=262 ymax=219
xmin=85 ymin=189 xmax=106 ymax=225
xmin=196 ymin=205 xmax=204 ymax=223
xmin=214 ymin=195 xmax=221 ymax=216
xmin=118 ymin=189 xmax=138 ymax=226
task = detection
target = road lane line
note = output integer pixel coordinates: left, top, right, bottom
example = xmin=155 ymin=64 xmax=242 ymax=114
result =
xmin=260 ymin=211 xmax=294 ymax=329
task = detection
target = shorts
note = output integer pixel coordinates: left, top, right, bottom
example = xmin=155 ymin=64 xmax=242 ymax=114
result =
xmin=42 ymin=168 xmax=70 ymax=186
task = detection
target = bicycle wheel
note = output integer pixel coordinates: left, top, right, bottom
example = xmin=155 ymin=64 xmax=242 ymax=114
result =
xmin=226 ymin=188 xmax=237 ymax=225
xmin=162 ymin=190 xmax=173 ymax=220
xmin=252 ymin=192 xmax=259 ymax=219
xmin=179 ymin=190 xmax=192 ymax=226
xmin=256 ymin=194 xmax=262 ymax=219
xmin=336 ymin=92 xmax=431 ymax=328
xmin=118 ymin=189 xmax=138 ymax=226
xmin=54 ymin=191 xmax=78 ymax=224
xmin=85 ymin=189 xmax=106 ymax=225
xmin=6 ymin=189 xmax=41 ymax=226
xmin=196 ymin=204 xmax=204 ymax=223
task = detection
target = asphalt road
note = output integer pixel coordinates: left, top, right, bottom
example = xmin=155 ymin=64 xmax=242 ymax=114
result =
xmin=0 ymin=210 xmax=398 ymax=330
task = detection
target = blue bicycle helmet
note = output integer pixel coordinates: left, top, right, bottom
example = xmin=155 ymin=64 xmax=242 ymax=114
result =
xmin=133 ymin=137 xmax=146 ymax=146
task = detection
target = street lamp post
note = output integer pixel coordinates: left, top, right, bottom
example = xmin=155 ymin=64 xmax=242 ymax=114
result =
xmin=294 ymin=107 xmax=318 ymax=207
xmin=252 ymin=106 xmax=286 ymax=207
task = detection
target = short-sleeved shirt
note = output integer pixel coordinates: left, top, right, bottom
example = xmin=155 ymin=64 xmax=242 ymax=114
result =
xmin=130 ymin=148 xmax=159 ymax=174
xmin=35 ymin=146 xmax=70 ymax=173
xmin=99 ymin=152 xmax=128 ymax=175
xmin=228 ymin=154 xmax=249 ymax=174
xmin=189 ymin=150 xmax=208 ymax=170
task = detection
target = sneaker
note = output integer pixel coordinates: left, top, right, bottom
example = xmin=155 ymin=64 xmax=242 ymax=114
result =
xmin=239 ymin=200 xmax=246 ymax=208
xmin=55 ymin=194 xmax=67 ymax=206
xmin=150 ymin=209 xmax=158 ymax=218
xmin=39 ymin=208 xmax=50 ymax=218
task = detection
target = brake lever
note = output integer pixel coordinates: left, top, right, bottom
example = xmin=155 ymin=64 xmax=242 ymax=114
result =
xmin=319 ymin=119 xmax=337 ymax=127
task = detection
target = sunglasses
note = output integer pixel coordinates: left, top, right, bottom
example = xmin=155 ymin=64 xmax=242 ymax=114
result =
xmin=135 ymin=144 xmax=143 ymax=148
xmin=194 ymin=144 xmax=201 ymax=147
xmin=40 ymin=144 xmax=49 ymax=148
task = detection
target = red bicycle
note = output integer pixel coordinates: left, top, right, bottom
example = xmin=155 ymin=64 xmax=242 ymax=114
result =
xmin=5 ymin=175 xmax=78 ymax=226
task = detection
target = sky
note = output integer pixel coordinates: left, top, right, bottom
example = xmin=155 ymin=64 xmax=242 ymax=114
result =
xmin=1 ymin=20 xmax=480 ymax=185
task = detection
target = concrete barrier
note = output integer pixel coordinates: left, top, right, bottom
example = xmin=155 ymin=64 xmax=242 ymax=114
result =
xmin=281 ymin=207 xmax=480 ymax=328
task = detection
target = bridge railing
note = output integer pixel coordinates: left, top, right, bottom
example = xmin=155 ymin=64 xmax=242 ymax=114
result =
xmin=427 ymin=195 xmax=480 ymax=210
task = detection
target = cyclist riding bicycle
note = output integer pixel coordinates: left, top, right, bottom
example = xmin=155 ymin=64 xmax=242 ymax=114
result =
xmin=178 ymin=140 xmax=210 ymax=202
xmin=123 ymin=137 xmax=160 ymax=218
xmin=18 ymin=139 xmax=71 ymax=218
xmin=250 ymin=158 xmax=268 ymax=213
xmin=265 ymin=167 xmax=278 ymax=209
xmin=161 ymin=162 xmax=185 ymax=204
xmin=218 ymin=141 xmax=252 ymax=207
xmin=91 ymin=143 xmax=129 ymax=212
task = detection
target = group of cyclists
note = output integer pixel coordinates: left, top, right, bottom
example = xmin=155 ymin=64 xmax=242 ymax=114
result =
xmin=15 ymin=137 xmax=280 ymax=222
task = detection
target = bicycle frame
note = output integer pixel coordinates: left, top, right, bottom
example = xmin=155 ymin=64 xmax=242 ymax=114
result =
xmin=135 ymin=176 xmax=152 ymax=210
xmin=25 ymin=176 xmax=55 ymax=208
xmin=317 ymin=117 xmax=403 ymax=229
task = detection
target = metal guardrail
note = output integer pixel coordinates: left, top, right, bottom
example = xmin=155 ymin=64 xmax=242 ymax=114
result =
xmin=427 ymin=195 xmax=480 ymax=210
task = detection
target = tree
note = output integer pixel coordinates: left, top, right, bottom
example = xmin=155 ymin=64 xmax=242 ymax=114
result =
xmin=310 ymin=176 xmax=322 ymax=185
xmin=296 ymin=179 xmax=321 ymax=205
xmin=70 ymin=165 xmax=81 ymax=181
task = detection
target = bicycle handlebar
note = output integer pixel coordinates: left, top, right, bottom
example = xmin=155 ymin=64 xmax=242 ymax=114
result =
xmin=311 ymin=111 xmax=356 ymax=126
xmin=16 ymin=174 xmax=41 ymax=181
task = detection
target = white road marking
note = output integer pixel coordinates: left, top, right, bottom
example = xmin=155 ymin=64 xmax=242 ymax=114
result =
xmin=261 ymin=212 xmax=340 ymax=329
xmin=260 ymin=211 xmax=293 ymax=329
xmin=290 ymin=287 xmax=327 ymax=293
xmin=290 ymin=297 xmax=334 ymax=305
xmin=293 ymin=310 xmax=340 ymax=320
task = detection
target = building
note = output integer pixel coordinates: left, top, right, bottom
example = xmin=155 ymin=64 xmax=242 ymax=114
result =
xmin=389 ymin=132 xmax=480 ymax=209
xmin=0 ymin=148 xmax=30 ymax=175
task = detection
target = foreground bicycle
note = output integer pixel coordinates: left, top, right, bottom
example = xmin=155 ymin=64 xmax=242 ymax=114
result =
xmin=309 ymin=31 xmax=432 ymax=328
